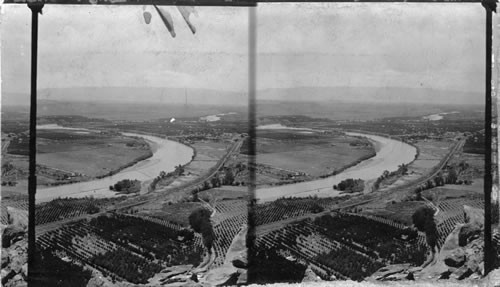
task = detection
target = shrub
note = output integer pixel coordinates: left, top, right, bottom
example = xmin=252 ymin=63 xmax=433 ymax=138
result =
xmin=336 ymin=178 xmax=364 ymax=193
xmin=412 ymin=206 xmax=437 ymax=249
xmin=189 ymin=208 xmax=215 ymax=251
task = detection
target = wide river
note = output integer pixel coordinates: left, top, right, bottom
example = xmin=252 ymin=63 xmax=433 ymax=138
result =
xmin=255 ymin=129 xmax=418 ymax=202
xmin=36 ymin=125 xmax=194 ymax=203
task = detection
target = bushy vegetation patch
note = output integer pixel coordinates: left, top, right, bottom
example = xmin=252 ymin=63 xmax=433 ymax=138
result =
xmin=334 ymin=178 xmax=364 ymax=193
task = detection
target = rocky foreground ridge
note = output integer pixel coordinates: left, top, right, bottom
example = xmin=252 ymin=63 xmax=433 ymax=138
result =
xmin=1 ymin=206 xmax=28 ymax=287
xmin=3 ymin=204 xmax=498 ymax=286
xmin=368 ymin=205 xmax=500 ymax=284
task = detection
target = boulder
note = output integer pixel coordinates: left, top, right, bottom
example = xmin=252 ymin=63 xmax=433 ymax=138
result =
xmin=369 ymin=264 xmax=411 ymax=281
xmin=450 ymin=265 xmax=473 ymax=280
xmin=148 ymin=265 xmax=194 ymax=285
xmin=442 ymin=224 xmax=463 ymax=251
xmin=458 ymin=205 xmax=483 ymax=248
xmin=85 ymin=276 xmax=116 ymax=287
xmin=464 ymin=245 xmax=483 ymax=274
xmin=7 ymin=243 xmax=27 ymax=275
xmin=231 ymin=252 xmax=247 ymax=269
xmin=0 ymin=217 xmax=28 ymax=287
xmin=11 ymin=274 xmax=23 ymax=282
xmin=6 ymin=207 xmax=28 ymax=229
xmin=236 ymin=269 xmax=247 ymax=285
xmin=420 ymin=224 xmax=464 ymax=278
xmin=1 ymin=269 xmax=16 ymax=285
xmin=444 ymin=248 xmax=466 ymax=267
xmin=458 ymin=223 xmax=481 ymax=247
xmin=463 ymin=205 xmax=484 ymax=228
xmin=484 ymin=268 xmax=500 ymax=287
xmin=10 ymin=256 xmax=24 ymax=274
xmin=203 ymin=265 xmax=241 ymax=286
xmin=301 ymin=265 xmax=322 ymax=283
xmin=387 ymin=272 xmax=412 ymax=281
xmin=159 ymin=265 xmax=193 ymax=279
xmin=2 ymin=248 xmax=10 ymax=268
xmin=21 ymin=263 xmax=27 ymax=278
xmin=438 ymin=269 xmax=453 ymax=280
xmin=2 ymin=226 xmax=25 ymax=248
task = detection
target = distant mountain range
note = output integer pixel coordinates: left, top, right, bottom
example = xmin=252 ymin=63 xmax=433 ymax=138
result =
xmin=2 ymin=87 xmax=247 ymax=107
xmin=256 ymin=87 xmax=483 ymax=106
xmin=2 ymin=86 xmax=482 ymax=107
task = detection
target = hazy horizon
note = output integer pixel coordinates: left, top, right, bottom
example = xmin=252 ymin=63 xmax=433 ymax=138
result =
xmin=2 ymin=3 xmax=485 ymax=107
xmin=1 ymin=86 xmax=484 ymax=107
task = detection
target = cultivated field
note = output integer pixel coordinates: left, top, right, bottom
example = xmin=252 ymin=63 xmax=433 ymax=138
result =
xmin=255 ymin=129 xmax=375 ymax=182
xmin=36 ymin=130 xmax=151 ymax=179
xmin=36 ymin=215 xmax=204 ymax=284
xmin=2 ymin=128 xmax=152 ymax=190
xmin=377 ymin=139 xmax=456 ymax=191
xmin=253 ymin=211 xmax=426 ymax=282
xmin=166 ymin=140 xmax=230 ymax=189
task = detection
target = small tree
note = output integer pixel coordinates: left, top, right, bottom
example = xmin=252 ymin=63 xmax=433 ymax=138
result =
xmin=447 ymin=168 xmax=458 ymax=184
xmin=224 ymin=170 xmax=235 ymax=185
xmin=415 ymin=189 xmax=423 ymax=201
xmin=189 ymin=208 xmax=215 ymax=254
xmin=211 ymin=177 xmax=220 ymax=188
xmin=412 ymin=206 xmax=438 ymax=267
xmin=203 ymin=181 xmax=210 ymax=190
xmin=382 ymin=170 xmax=390 ymax=178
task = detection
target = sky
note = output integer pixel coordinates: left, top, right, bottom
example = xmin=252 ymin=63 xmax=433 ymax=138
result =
xmin=256 ymin=3 xmax=485 ymax=93
xmin=1 ymin=3 xmax=486 ymax=105
xmin=1 ymin=4 xmax=249 ymax=104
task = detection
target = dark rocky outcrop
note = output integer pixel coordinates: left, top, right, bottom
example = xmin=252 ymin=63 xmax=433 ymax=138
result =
xmin=368 ymin=263 xmax=420 ymax=281
xmin=459 ymin=224 xmax=482 ymax=247
xmin=444 ymin=248 xmax=466 ymax=268
xmin=1 ymin=207 xmax=28 ymax=287
xmin=231 ymin=251 xmax=247 ymax=269
xmin=370 ymin=205 xmax=493 ymax=282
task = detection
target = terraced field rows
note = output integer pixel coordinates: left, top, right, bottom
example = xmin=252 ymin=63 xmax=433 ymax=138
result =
xmin=35 ymin=198 xmax=117 ymax=226
xmin=36 ymin=221 xmax=128 ymax=282
xmin=214 ymin=199 xmax=247 ymax=225
xmin=344 ymin=212 xmax=428 ymax=247
xmin=255 ymin=222 xmax=349 ymax=280
xmin=128 ymin=214 xmax=184 ymax=232
xmin=212 ymin=213 xmax=247 ymax=268
xmin=254 ymin=198 xmax=338 ymax=226
xmin=437 ymin=198 xmax=484 ymax=221
xmin=36 ymin=214 xmax=205 ymax=284
xmin=293 ymin=221 xmax=385 ymax=279
xmin=435 ymin=198 xmax=484 ymax=247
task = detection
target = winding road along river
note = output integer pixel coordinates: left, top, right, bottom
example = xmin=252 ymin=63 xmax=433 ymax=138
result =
xmin=255 ymin=130 xmax=418 ymax=202
xmin=36 ymin=125 xmax=194 ymax=203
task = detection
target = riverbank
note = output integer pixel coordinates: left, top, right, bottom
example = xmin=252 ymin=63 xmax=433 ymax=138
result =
xmin=254 ymin=128 xmax=376 ymax=187
xmin=255 ymin=131 xmax=418 ymax=202
xmin=33 ymin=125 xmax=156 ymax=187
xmin=43 ymin=146 xmax=154 ymax=187
xmin=36 ymin=130 xmax=194 ymax=203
